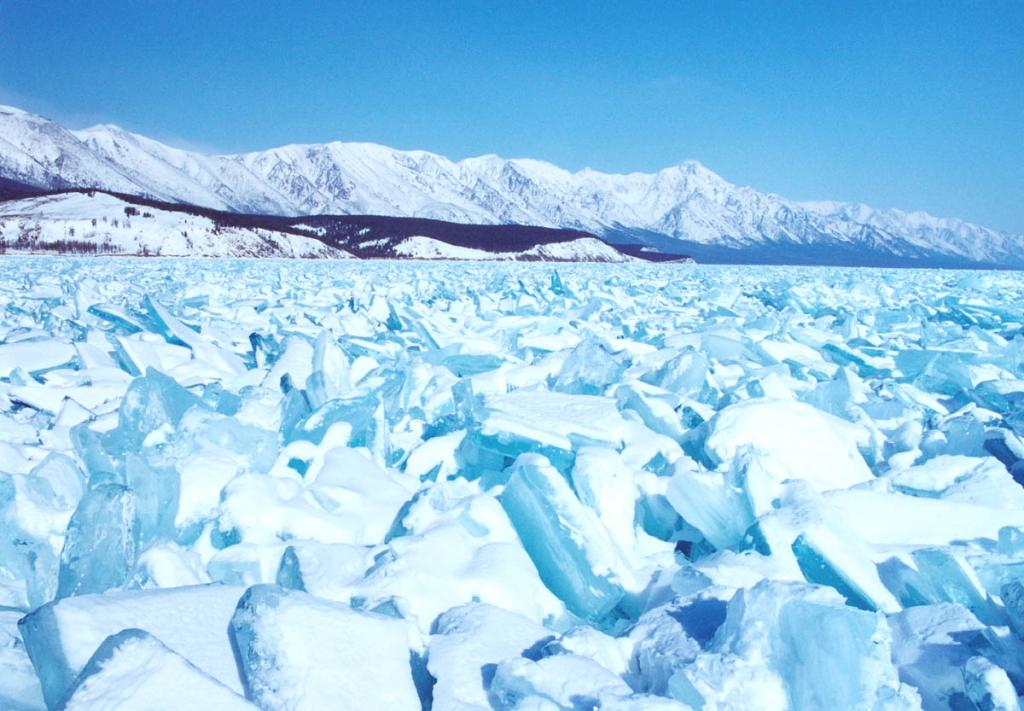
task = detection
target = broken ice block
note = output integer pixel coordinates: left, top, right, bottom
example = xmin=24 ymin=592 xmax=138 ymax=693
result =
xmin=749 ymin=482 xmax=900 ymax=612
xmin=229 ymin=585 xmax=419 ymax=711
xmin=106 ymin=368 xmax=205 ymax=455
xmin=824 ymin=489 xmax=1024 ymax=547
xmin=29 ymin=454 xmax=85 ymax=511
xmin=642 ymin=350 xmax=710 ymax=399
xmin=888 ymin=455 xmax=1024 ymax=509
xmin=471 ymin=390 xmax=628 ymax=474
xmin=0 ymin=472 xmax=69 ymax=608
xmin=910 ymin=548 xmax=1003 ymax=625
xmin=680 ymin=580 xmax=917 ymax=710
xmin=275 ymin=541 xmax=375 ymax=598
xmin=625 ymin=600 xmax=703 ymax=695
xmin=57 ymin=629 xmax=255 ymax=710
xmin=0 ymin=609 xmax=44 ymax=711
xmin=551 ymin=338 xmax=626 ymax=395
xmin=287 ymin=393 xmax=388 ymax=463
xmin=56 ymin=484 xmax=138 ymax=599
xmin=1001 ymin=581 xmax=1024 ymax=640
xmin=889 ymin=603 xmax=985 ymax=710
xmin=489 ymin=654 xmax=632 ymax=711
xmin=570 ymin=448 xmax=640 ymax=561
xmin=666 ymin=457 xmax=754 ymax=551
xmin=428 ymin=603 xmax=552 ymax=711
xmin=305 ymin=330 xmax=351 ymax=407
xmin=0 ymin=339 xmax=77 ymax=378
xmin=125 ymin=455 xmax=178 ymax=546
xmin=700 ymin=398 xmax=873 ymax=491
xmin=18 ymin=584 xmax=246 ymax=708
xmin=304 ymin=446 xmax=414 ymax=545
xmin=500 ymin=454 xmax=634 ymax=622
xmin=317 ymin=478 xmax=566 ymax=633
xmin=962 ymin=656 xmax=1020 ymax=711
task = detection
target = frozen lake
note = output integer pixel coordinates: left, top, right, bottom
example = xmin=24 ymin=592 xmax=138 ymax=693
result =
xmin=2 ymin=257 xmax=1024 ymax=709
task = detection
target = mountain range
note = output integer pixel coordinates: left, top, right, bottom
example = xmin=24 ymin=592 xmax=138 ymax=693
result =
xmin=0 ymin=103 xmax=1019 ymax=267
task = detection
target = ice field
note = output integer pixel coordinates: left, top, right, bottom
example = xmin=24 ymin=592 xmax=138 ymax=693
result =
xmin=2 ymin=257 xmax=1024 ymax=710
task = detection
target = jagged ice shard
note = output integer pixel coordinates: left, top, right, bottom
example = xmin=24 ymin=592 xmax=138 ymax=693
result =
xmin=3 ymin=258 xmax=1024 ymax=708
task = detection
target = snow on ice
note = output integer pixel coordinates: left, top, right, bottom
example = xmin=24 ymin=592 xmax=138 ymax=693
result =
xmin=2 ymin=257 xmax=1024 ymax=709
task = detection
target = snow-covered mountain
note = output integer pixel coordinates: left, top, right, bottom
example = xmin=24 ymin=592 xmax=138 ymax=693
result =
xmin=1 ymin=104 xmax=1020 ymax=267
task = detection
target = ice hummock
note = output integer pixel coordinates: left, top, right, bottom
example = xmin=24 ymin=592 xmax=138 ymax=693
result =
xmin=3 ymin=258 xmax=1024 ymax=708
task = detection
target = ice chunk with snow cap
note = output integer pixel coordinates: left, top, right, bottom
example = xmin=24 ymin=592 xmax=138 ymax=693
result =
xmin=470 ymin=390 xmax=628 ymax=474
xmin=0 ymin=609 xmax=44 ymax=711
xmin=56 ymin=628 xmax=254 ymax=710
xmin=428 ymin=603 xmax=553 ymax=711
xmin=624 ymin=600 xmax=704 ymax=695
xmin=889 ymin=603 xmax=985 ymax=710
xmin=229 ymin=584 xmax=419 ymax=711
xmin=0 ymin=470 xmax=72 ymax=607
xmin=747 ymin=481 xmax=900 ymax=612
xmin=287 ymin=393 xmax=390 ymax=463
xmin=275 ymin=541 xmax=376 ymax=598
xmin=642 ymin=349 xmax=711 ymax=399
xmin=570 ymin=448 xmax=641 ymax=562
xmin=888 ymin=455 xmax=1024 ymax=509
xmin=303 ymin=446 xmax=415 ymax=544
xmin=18 ymin=584 xmax=246 ymax=708
xmin=489 ymin=654 xmax=631 ymax=711
xmin=56 ymin=484 xmax=138 ymax=599
xmin=700 ymin=398 xmax=873 ymax=491
xmin=338 ymin=479 xmax=566 ymax=633
xmin=0 ymin=339 xmax=77 ymax=378
xmin=679 ymin=580 xmax=918 ymax=710
xmin=962 ymin=656 xmax=1020 ymax=711
xmin=500 ymin=454 xmax=635 ymax=622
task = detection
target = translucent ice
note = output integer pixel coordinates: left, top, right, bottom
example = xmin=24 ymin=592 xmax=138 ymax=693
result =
xmin=500 ymin=454 xmax=634 ymax=622
xmin=679 ymin=580 xmax=918 ymax=710
xmin=56 ymin=484 xmax=138 ymax=599
xmin=106 ymin=368 xmax=205 ymax=456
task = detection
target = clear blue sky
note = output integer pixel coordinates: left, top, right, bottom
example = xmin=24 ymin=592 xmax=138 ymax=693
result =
xmin=1 ymin=1 xmax=1021 ymax=231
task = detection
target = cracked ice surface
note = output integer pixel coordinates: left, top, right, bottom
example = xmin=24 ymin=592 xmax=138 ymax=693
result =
xmin=2 ymin=257 xmax=1024 ymax=710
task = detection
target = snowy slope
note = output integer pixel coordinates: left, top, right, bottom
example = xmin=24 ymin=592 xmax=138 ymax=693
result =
xmin=391 ymin=235 xmax=633 ymax=262
xmin=1 ymin=104 xmax=1021 ymax=266
xmin=0 ymin=192 xmax=350 ymax=258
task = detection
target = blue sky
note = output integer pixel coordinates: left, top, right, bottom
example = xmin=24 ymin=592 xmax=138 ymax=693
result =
xmin=1 ymin=1 xmax=1021 ymax=231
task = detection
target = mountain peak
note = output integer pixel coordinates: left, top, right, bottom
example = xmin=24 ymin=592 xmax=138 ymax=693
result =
xmin=0 ymin=104 xmax=31 ymax=117
xmin=0 ymin=102 xmax=1018 ymax=267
